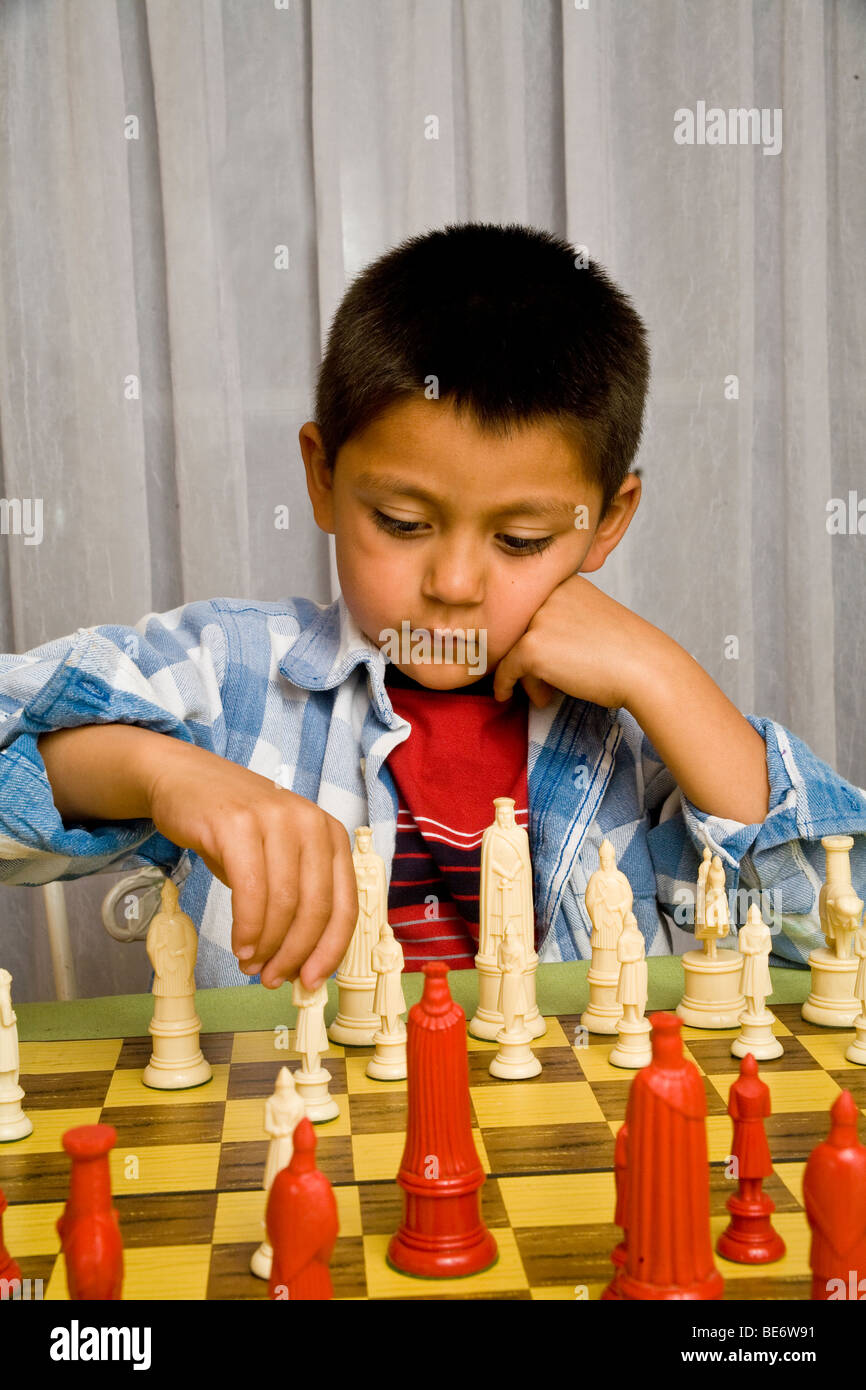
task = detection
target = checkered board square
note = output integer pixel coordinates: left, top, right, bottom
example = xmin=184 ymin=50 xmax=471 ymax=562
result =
xmin=2 ymin=1003 xmax=862 ymax=1300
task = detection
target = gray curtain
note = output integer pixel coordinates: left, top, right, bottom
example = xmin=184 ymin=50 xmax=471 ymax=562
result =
xmin=0 ymin=0 xmax=863 ymax=1000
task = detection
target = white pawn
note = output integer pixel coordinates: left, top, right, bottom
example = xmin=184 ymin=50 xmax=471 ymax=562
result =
xmin=366 ymin=922 xmax=407 ymax=1081
xmin=0 ymin=968 xmax=32 ymax=1142
xmin=846 ymin=925 xmax=866 ymax=1065
xmin=292 ymin=978 xmax=339 ymax=1122
xmin=731 ymin=904 xmax=783 ymax=1060
xmin=608 ymin=912 xmax=652 ymax=1069
xmin=250 ymin=1067 xmax=305 ymax=1278
xmin=489 ymin=924 xmax=541 ymax=1080
xmin=142 ymin=879 xmax=212 ymax=1090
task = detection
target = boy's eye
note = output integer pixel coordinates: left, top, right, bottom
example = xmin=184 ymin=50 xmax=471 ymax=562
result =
xmin=498 ymin=533 xmax=555 ymax=556
xmin=370 ymin=509 xmax=555 ymax=556
xmin=371 ymin=509 xmax=426 ymax=536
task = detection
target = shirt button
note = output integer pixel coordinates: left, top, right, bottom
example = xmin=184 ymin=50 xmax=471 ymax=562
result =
xmin=359 ymin=757 xmax=366 ymax=776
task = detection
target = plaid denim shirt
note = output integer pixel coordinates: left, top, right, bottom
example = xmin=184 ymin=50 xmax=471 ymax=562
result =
xmin=1 ymin=594 xmax=865 ymax=987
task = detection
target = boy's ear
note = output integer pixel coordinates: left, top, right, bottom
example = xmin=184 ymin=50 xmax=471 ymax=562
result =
xmin=579 ymin=472 xmax=642 ymax=574
xmin=299 ymin=422 xmax=336 ymax=534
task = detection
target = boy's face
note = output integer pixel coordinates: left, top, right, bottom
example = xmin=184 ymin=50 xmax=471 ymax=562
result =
xmin=301 ymin=397 xmax=639 ymax=691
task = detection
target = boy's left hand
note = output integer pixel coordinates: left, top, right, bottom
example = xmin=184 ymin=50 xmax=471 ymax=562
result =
xmin=492 ymin=573 xmax=662 ymax=711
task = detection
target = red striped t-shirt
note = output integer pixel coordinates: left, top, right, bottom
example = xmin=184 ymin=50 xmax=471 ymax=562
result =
xmin=384 ymin=662 xmax=531 ymax=970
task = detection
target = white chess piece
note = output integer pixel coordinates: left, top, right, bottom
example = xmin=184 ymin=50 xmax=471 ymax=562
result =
xmin=803 ymin=836 xmax=863 ymax=1028
xmin=367 ymin=921 xmax=407 ymax=1081
xmin=608 ymin=912 xmax=652 ymax=1068
xmin=846 ymin=926 xmax=866 ymax=1065
xmin=470 ymin=797 xmax=544 ymax=1041
xmin=0 ymin=968 xmax=32 ymax=1142
xmin=489 ymin=924 xmax=541 ymax=1079
xmin=677 ymin=853 xmax=745 ymax=1028
xmin=250 ymin=1067 xmax=306 ymax=1278
xmin=328 ymin=827 xmax=385 ymax=1046
xmin=142 ymin=879 xmax=212 ymax=1090
xmin=293 ymin=978 xmax=339 ymax=1121
xmin=580 ymin=839 xmax=632 ymax=1034
xmin=731 ymin=905 xmax=783 ymax=1060
xmin=696 ymin=845 xmax=712 ymax=936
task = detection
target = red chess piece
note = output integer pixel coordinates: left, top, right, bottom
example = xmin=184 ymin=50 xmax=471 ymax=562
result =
xmin=804 ymin=1090 xmax=866 ymax=1301
xmin=387 ymin=962 xmax=498 ymax=1278
xmin=57 ymin=1125 xmax=123 ymax=1300
xmin=266 ymin=1116 xmax=338 ymax=1300
xmin=0 ymin=1187 xmax=22 ymax=1296
xmin=716 ymin=1053 xmax=785 ymax=1264
xmin=601 ymin=1120 xmax=628 ymax=1300
xmin=618 ymin=1012 xmax=723 ymax=1301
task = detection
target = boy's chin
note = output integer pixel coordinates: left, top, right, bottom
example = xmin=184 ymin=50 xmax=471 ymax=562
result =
xmin=388 ymin=660 xmax=491 ymax=690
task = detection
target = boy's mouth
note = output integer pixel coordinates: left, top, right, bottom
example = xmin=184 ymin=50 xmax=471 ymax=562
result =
xmin=378 ymin=621 xmax=489 ymax=676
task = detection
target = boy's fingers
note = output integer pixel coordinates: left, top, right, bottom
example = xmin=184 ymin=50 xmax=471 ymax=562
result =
xmin=216 ymin=821 xmax=268 ymax=964
xmin=520 ymin=674 xmax=556 ymax=708
xmin=298 ymin=820 xmax=359 ymax=990
xmin=249 ymin=828 xmax=304 ymax=981
xmin=259 ymin=819 xmax=333 ymax=988
xmin=492 ymin=638 xmax=529 ymax=702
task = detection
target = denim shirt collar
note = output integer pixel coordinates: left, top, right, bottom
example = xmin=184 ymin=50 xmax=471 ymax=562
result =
xmin=279 ymin=593 xmax=397 ymax=726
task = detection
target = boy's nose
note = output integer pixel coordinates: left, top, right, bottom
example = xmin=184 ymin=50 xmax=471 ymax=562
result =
xmin=421 ymin=542 xmax=485 ymax=607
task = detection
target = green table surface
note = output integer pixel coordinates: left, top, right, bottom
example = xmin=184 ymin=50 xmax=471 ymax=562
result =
xmin=15 ymin=958 xmax=811 ymax=1042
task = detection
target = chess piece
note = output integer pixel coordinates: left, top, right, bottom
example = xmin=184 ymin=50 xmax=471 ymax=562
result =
xmin=250 ymin=1067 xmax=306 ymax=1279
xmin=293 ymin=978 xmax=339 ymax=1122
xmin=0 ymin=1187 xmax=21 ymax=1294
xmin=142 ymin=879 xmax=212 ymax=1090
xmin=716 ymin=1054 xmax=785 ymax=1263
xmin=389 ymin=962 xmax=498 ymax=1277
xmin=617 ymin=1013 xmax=723 ymax=1300
xmin=328 ymin=827 xmax=385 ymax=1046
xmin=266 ymin=1117 xmax=339 ymax=1300
xmin=846 ymin=925 xmax=866 ymax=1065
xmin=731 ymin=905 xmax=783 ymax=1060
xmin=803 ymin=836 xmax=863 ymax=1028
xmin=608 ymin=912 xmax=652 ymax=1068
xmin=580 ymin=840 xmax=631 ymax=1035
xmin=696 ymin=845 xmax=712 ymax=937
xmin=57 ymin=1125 xmax=124 ymax=1299
xmin=469 ymin=798 xmax=544 ymax=1041
xmin=489 ymin=924 xmax=541 ymax=1079
xmin=0 ymin=969 xmax=32 ymax=1141
xmin=677 ymin=853 xmax=745 ymax=1028
xmin=803 ymin=1090 xmax=866 ymax=1300
xmin=366 ymin=921 xmax=408 ymax=1081
xmin=601 ymin=1121 xmax=628 ymax=1300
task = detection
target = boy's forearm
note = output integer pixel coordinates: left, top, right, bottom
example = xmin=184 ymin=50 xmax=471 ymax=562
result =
xmin=623 ymin=640 xmax=771 ymax=825
xmin=37 ymin=723 xmax=182 ymax=823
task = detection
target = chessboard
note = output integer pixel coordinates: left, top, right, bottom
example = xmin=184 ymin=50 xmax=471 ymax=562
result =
xmin=2 ymin=1001 xmax=862 ymax=1301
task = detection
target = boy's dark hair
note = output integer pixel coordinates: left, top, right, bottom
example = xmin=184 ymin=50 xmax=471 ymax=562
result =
xmin=315 ymin=222 xmax=650 ymax=517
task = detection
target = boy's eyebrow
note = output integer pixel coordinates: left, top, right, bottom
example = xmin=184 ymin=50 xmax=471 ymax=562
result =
xmin=353 ymin=471 xmax=579 ymax=522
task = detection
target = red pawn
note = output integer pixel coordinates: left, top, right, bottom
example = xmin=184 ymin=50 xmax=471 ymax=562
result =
xmin=266 ymin=1117 xmax=338 ymax=1300
xmin=601 ymin=1120 xmax=628 ymax=1300
xmin=716 ymin=1053 xmax=785 ymax=1264
xmin=0 ymin=1187 xmax=22 ymax=1297
xmin=388 ymin=962 xmax=497 ymax=1278
xmin=57 ymin=1125 xmax=123 ymax=1300
xmin=618 ymin=1012 xmax=723 ymax=1301
xmin=804 ymin=1090 xmax=866 ymax=1301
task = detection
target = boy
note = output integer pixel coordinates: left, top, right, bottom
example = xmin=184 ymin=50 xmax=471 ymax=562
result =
xmin=2 ymin=222 xmax=865 ymax=993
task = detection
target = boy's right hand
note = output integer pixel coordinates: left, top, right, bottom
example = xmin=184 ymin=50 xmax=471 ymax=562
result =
xmin=147 ymin=741 xmax=358 ymax=990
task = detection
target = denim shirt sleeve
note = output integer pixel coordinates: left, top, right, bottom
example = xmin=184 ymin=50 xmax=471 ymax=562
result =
xmin=0 ymin=601 xmax=228 ymax=885
xmin=648 ymin=714 xmax=866 ymax=966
